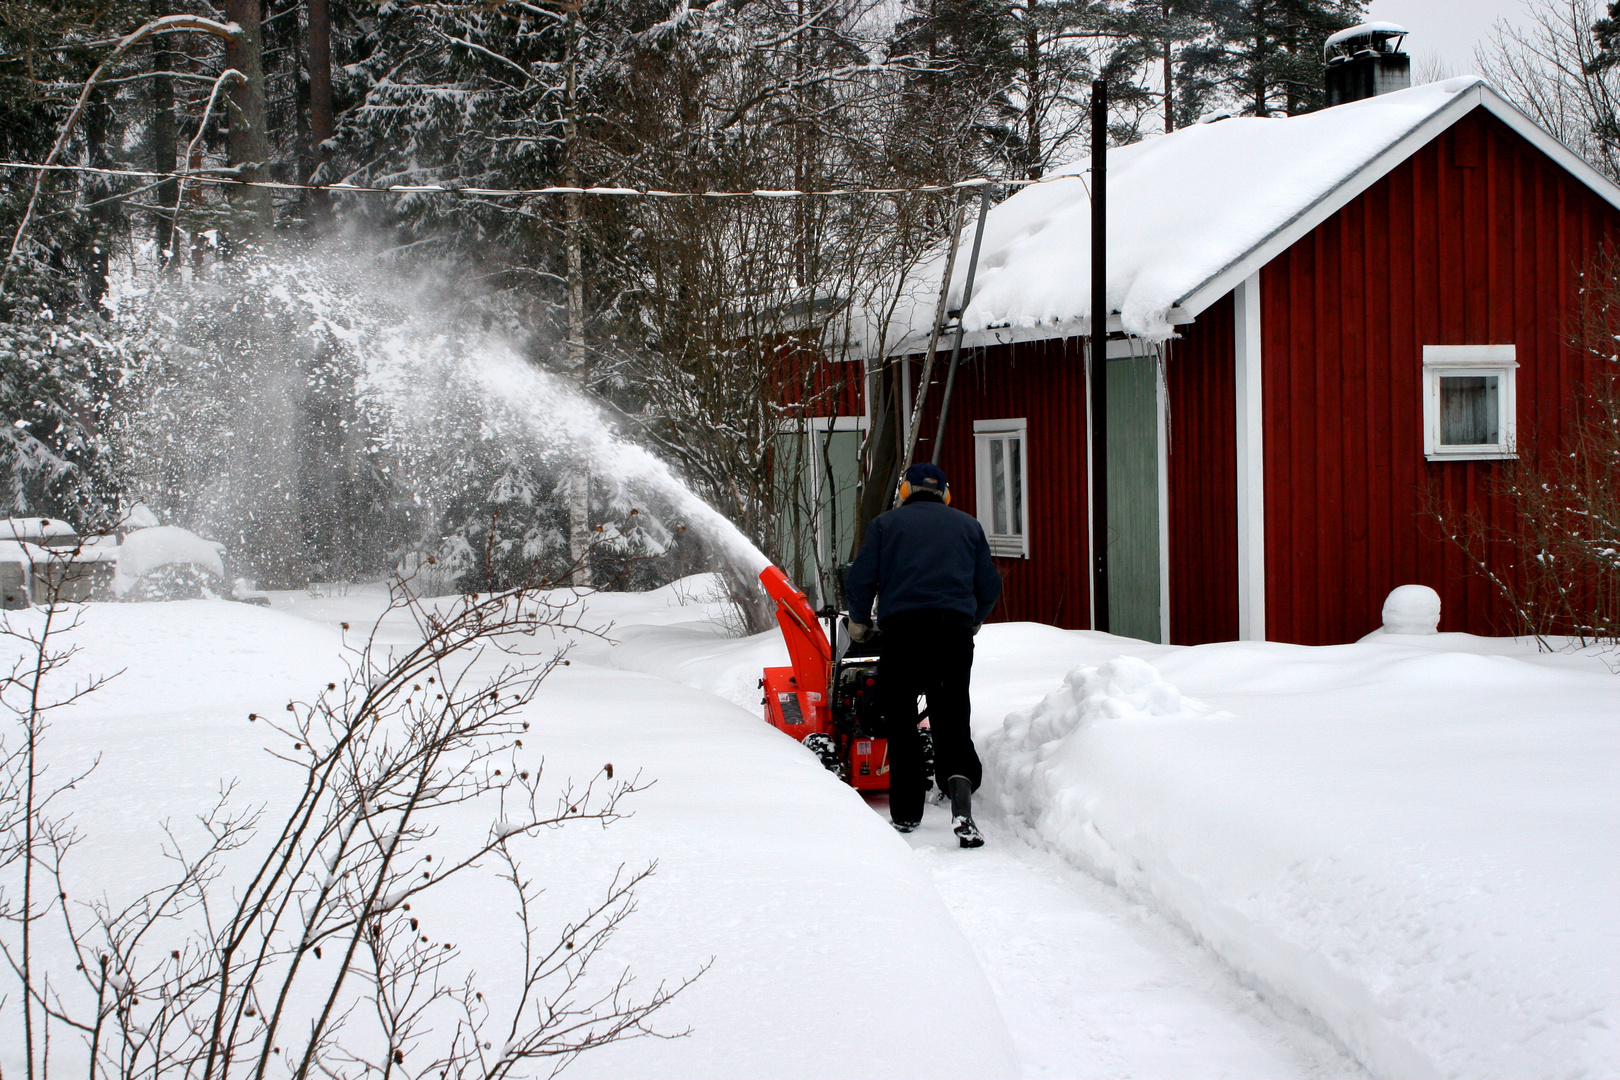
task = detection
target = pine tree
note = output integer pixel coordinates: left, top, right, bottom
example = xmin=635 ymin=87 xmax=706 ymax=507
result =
xmin=1592 ymin=3 xmax=1620 ymax=72
xmin=1210 ymin=0 xmax=1365 ymax=117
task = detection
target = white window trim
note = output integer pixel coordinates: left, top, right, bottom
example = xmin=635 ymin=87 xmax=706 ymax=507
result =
xmin=973 ymin=418 xmax=1030 ymax=559
xmin=1235 ymin=273 xmax=1266 ymax=642
xmin=1422 ymin=345 xmax=1518 ymax=461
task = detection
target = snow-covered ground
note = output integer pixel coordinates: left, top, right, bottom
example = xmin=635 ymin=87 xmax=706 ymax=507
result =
xmin=607 ymin=588 xmax=1620 ymax=1080
xmin=2 ymin=586 xmax=1016 ymax=1079
xmin=3 ymin=579 xmax=1615 ymax=1080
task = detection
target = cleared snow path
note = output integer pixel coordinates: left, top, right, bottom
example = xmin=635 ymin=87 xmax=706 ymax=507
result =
xmin=896 ymin=808 xmax=1367 ymax=1079
xmin=604 ymin=591 xmax=1370 ymax=1079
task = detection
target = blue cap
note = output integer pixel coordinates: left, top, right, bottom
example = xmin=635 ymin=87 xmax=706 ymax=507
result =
xmin=904 ymin=462 xmax=949 ymax=494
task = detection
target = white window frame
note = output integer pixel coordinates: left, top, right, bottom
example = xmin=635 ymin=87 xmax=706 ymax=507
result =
xmin=973 ymin=418 xmax=1030 ymax=558
xmin=1422 ymin=345 xmax=1518 ymax=461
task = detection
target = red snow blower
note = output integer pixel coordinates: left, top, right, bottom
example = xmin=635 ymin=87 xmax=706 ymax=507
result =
xmin=758 ymin=565 xmax=891 ymax=790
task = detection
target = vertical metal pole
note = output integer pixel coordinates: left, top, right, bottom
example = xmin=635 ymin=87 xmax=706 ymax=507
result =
xmin=931 ymin=185 xmax=993 ymax=465
xmin=1089 ymin=79 xmax=1110 ymax=633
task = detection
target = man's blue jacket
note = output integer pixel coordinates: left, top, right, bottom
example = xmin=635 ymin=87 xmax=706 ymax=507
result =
xmin=845 ymin=496 xmax=1002 ymax=627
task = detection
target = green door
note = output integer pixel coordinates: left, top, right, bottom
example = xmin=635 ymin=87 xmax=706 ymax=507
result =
xmin=773 ymin=424 xmax=864 ymax=607
xmin=1105 ymin=351 xmax=1162 ymax=642
xmin=816 ymin=427 xmax=863 ymax=589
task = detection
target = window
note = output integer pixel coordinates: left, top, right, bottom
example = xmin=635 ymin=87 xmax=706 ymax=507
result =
xmin=973 ymin=419 xmax=1029 ymax=558
xmin=1422 ymin=345 xmax=1518 ymax=460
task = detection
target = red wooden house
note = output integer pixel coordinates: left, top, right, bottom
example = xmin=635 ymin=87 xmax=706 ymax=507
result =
xmin=841 ymin=74 xmax=1620 ymax=646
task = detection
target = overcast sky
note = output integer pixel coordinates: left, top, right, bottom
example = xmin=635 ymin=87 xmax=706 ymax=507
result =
xmin=1363 ymin=0 xmax=1534 ymax=77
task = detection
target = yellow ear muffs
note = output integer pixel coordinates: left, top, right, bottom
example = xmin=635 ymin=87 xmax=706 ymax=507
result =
xmin=944 ymin=487 xmax=952 ymax=505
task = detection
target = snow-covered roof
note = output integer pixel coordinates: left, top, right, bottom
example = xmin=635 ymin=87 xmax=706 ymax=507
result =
xmin=0 ymin=540 xmax=43 ymax=565
xmin=3 ymin=517 xmax=76 ymax=543
xmin=853 ymin=78 xmax=1620 ymax=356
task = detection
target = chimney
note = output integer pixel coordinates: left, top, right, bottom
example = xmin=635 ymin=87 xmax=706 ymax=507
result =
xmin=1325 ymin=22 xmax=1411 ymax=106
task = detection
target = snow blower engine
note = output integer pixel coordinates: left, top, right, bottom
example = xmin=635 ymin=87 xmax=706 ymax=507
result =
xmin=758 ymin=565 xmax=892 ymax=790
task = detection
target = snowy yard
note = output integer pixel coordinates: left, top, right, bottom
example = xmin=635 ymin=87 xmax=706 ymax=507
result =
xmin=2 ymin=581 xmax=1615 ymax=1080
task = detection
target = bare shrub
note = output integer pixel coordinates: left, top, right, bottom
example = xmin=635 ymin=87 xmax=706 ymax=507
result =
xmin=0 ymin=563 xmax=701 ymax=1080
xmin=1431 ymin=250 xmax=1620 ymax=652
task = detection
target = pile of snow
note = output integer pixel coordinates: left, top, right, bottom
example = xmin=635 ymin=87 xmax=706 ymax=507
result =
xmin=980 ymin=636 xmax=1619 ymax=1080
xmin=984 ymin=655 xmax=1216 ymax=886
xmin=1377 ymin=584 xmax=1442 ymax=635
xmin=855 ymin=77 xmax=1491 ymax=352
xmin=76 ymin=534 xmax=120 ymax=563
xmin=113 ymin=525 xmax=225 ymax=594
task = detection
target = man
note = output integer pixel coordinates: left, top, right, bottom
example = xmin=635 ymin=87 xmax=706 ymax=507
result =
xmin=845 ymin=462 xmax=1001 ymax=847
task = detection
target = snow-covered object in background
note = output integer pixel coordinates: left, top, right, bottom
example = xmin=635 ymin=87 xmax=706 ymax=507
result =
xmin=77 ymin=534 xmax=121 ymax=562
xmin=113 ymin=526 xmax=226 ymax=595
xmin=232 ymin=578 xmax=272 ymax=606
xmin=1324 ymin=21 xmax=1409 ymax=51
xmin=853 ymin=77 xmax=1514 ymax=353
xmin=0 ymin=539 xmax=43 ymax=564
xmin=0 ymin=540 xmax=38 ymax=609
xmin=122 ymin=502 xmax=161 ymax=530
xmin=1380 ymin=584 xmax=1441 ymax=634
xmin=3 ymin=517 xmax=77 ymax=546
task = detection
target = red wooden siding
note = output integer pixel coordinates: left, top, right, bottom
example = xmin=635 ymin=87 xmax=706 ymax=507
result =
xmin=914 ymin=337 xmax=1093 ymax=628
xmin=1261 ymin=108 xmax=1620 ymax=644
xmin=777 ymin=342 xmax=864 ymax=416
xmin=1164 ymin=294 xmax=1240 ymax=644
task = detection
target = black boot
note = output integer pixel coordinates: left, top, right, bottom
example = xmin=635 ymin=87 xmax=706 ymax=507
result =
xmin=947 ymin=775 xmax=984 ymax=848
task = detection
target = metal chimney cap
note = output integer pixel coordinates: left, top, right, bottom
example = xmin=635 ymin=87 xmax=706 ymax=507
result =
xmin=1325 ymin=21 xmax=1408 ymax=60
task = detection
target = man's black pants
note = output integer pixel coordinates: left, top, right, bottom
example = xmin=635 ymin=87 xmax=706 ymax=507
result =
xmin=877 ymin=609 xmax=982 ymax=825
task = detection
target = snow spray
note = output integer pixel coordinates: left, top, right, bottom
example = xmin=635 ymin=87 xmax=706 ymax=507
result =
xmin=393 ymin=342 xmax=770 ymax=577
xmin=112 ymin=242 xmax=771 ymax=584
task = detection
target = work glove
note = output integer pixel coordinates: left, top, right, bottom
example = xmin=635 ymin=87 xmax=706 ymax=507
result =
xmin=848 ymin=620 xmax=873 ymax=643
xmin=972 ymin=623 xmax=983 ymax=636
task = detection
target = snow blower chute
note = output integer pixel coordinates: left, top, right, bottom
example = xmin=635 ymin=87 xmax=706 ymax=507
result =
xmin=758 ymin=565 xmax=890 ymax=790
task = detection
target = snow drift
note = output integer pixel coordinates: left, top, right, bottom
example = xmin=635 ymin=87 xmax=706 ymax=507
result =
xmin=981 ymin=638 xmax=1618 ymax=1080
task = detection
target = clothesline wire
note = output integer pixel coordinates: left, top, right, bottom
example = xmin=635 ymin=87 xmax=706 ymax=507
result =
xmin=0 ymin=158 xmax=1091 ymax=199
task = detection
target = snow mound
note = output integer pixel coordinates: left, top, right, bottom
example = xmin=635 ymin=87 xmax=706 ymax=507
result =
xmin=984 ymin=656 xmax=1449 ymax=1080
xmin=1379 ymin=584 xmax=1441 ymax=635
xmin=1004 ymin=655 xmax=1195 ymax=736
xmin=981 ymin=639 xmax=1618 ymax=1080
xmin=987 ymin=656 xmax=1210 ymax=837
xmin=114 ymin=526 xmax=226 ymax=594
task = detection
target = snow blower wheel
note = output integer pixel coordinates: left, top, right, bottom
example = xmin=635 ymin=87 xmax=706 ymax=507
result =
xmin=803 ymin=732 xmax=842 ymax=774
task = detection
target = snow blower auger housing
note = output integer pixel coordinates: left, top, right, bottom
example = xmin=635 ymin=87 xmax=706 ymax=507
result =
xmin=758 ymin=565 xmax=889 ymax=790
